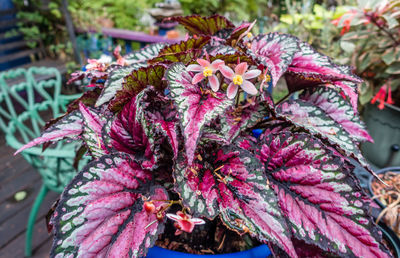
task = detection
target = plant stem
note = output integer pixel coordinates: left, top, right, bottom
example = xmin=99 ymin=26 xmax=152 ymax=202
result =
xmin=368 ymin=14 xmax=400 ymax=46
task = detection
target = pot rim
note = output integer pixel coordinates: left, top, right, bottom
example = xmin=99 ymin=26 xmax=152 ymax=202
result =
xmin=146 ymin=244 xmax=271 ymax=257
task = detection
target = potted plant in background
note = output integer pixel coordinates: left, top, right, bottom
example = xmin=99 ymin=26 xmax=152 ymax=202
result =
xmin=369 ymin=166 xmax=400 ymax=256
xmin=334 ymin=0 xmax=400 ymax=168
xmin=17 ymin=14 xmax=394 ymax=257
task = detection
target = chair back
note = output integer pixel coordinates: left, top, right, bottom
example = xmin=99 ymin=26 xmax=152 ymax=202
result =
xmin=0 ymin=67 xmax=62 ymax=143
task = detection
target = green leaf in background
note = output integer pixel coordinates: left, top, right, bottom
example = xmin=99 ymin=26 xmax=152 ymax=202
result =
xmin=385 ymin=61 xmax=400 ymax=74
xmin=340 ymin=40 xmax=356 ymax=53
xmin=382 ymin=49 xmax=395 ymax=65
xmin=382 ymin=14 xmax=399 ymax=29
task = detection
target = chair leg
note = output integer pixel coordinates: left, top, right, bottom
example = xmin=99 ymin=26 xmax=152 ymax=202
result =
xmin=25 ymin=184 xmax=49 ymax=257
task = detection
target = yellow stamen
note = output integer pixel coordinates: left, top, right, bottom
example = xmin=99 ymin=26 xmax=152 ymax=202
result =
xmin=233 ymin=75 xmax=243 ymax=85
xmin=265 ymin=74 xmax=271 ymax=83
xmin=203 ymin=67 xmax=213 ymax=77
xmin=247 ymin=32 xmax=253 ymax=38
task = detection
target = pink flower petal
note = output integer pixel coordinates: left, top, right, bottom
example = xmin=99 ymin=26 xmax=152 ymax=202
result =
xmin=192 ymin=73 xmax=205 ymax=84
xmin=241 ymin=80 xmax=258 ymax=95
xmin=220 ymin=65 xmax=234 ymax=79
xmin=235 ymin=62 xmax=248 ymax=75
xmin=197 ymin=58 xmax=210 ymax=67
xmin=227 ymin=82 xmax=239 ymax=99
xmin=191 ymin=218 xmax=206 ymax=225
xmin=209 ymin=75 xmax=219 ymax=92
xmin=187 ymin=64 xmax=203 ymax=72
xmin=243 ymin=69 xmax=261 ymax=79
xmin=178 ymin=220 xmax=195 ymax=233
xmin=166 ymin=213 xmax=182 ymax=221
xmin=210 ymin=59 xmax=224 ymax=70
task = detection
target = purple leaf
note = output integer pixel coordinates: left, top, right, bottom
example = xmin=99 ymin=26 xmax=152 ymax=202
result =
xmin=166 ymin=63 xmax=233 ymax=165
xmin=226 ymin=22 xmax=253 ymax=45
xmin=257 ymin=132 xmax=391 ymax=257
xmin=136 ymin=87 xmax=179 ymax=159
xmin=109 ymin=65 xmax=166 ymax=112
xmin=276 ymin=99 xmax=374 ymax=174
xmin=249 ymin=33 xmax=300 ymax=86
xmin=173 ymin=145 xmax=297 ymax=256
xmin=50 ymin=154 xmax=168 ymax=258
xmin=285 ymin=42 xmax=362 ymax=111
xmin=79 ymin=103 xmax=109 ymax=158
xmin=300 ymin=86 xmax=373 ymax=142
xmin=107 ymin=96 xmax=157 ymax=169
xmin=170 ymin=15 xmax=234 ymax=35
xmin=15 ymin=110 xmax=83 ymax=154
xmin=67 ymin=88 xmax=102 ymax=113
xmin=96 ymin=63 xmax=149 ymax=107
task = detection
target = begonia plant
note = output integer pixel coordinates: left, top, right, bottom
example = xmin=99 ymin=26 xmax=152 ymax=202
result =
xmin=17 ymin=15 xmax=393 ymax=257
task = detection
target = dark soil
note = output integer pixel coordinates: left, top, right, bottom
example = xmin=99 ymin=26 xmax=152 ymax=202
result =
xmin=156 ymin=217 xmax=263 ymax=255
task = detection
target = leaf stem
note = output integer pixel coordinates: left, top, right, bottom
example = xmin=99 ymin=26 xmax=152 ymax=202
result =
xmin=275 ymin=92 xmax=291 ymax=106
xmin=367 ymin=13 xmax=400 ymax=46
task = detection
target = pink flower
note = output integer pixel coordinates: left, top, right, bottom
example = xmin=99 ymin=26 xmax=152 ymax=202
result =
xmin=187 ymin=58 xmax=224 ymax=92
xmin=220 ymin=62 xmax=261 ymax=99
xmin=166 ymin=211 xmax=205 ymax=235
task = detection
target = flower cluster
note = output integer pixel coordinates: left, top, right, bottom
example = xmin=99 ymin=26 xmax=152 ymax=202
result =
xmin=371 ymin=83 xmax=395 ymax=109
xmin=188 ymin=59 xmax=261 ymax=99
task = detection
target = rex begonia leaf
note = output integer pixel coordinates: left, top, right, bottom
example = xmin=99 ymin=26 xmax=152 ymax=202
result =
xmin=166 ymin=62 xmax=233 ymax=165
xmin=67 ymin=88 xmax=102 ymax=113
xmin=124 ymin=42 xmax=165 ymax=65
xmin=285 ymin=42 xmax=362 ymax=111
xmin=276 ymin=99 xmax=372 ymax=172
xmin=249 ymin=32 xmax=300 ymax=86
xmin=258 ymin=132 xmax=391 ymax=258
xmin=299 ymin=86 xmax=373 ymax=142
xmin=15 ymin=110 xmax=83 ymax=154
xmin=107 ymin=95 xmax=156 ymax=169
xmin=149 ymin=37 xmax=210 ymax=65
xmin=96 ymin=63 xmax=148 ymax=107
xmin=225 ymin=22 xmax=253 ymax=45
xmin=171 ymin=15 xmax=234 ymax=36
xmin=79 ymin=103 xmax=109 ymax=158
xmin=109 ymin=65 xmax=166 ymax=112
xmin=135 ymin=87 xmax=179 ymax=159
xmin=209 ymin=53 xmax=256 ymax=66
xmin=220 ymin=102 xmax=269 ymax=143
xmin=50 ymin=154 xmax=169 ymax=258
xmin=173 ymin=145 xmax=297 ymax=256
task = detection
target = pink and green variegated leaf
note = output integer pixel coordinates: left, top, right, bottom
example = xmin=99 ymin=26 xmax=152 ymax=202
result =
xmin=79 ymin=103 xmax=109 ymax=158
xmin=205 ymin=45 xmax=236 ymax=56
xmin=276 ymin=99 xmax=373 ymax=173
xmin=135 ymin=87 xmax=179 ymax=159
xmin=173 ymin=145 xmax=297 ymax=256
xmin=96 ymin=63 xmax=149 ymax=107
xmin=50 ymin=154 xmax=169 ymax=258
xmin=170 ymin=15 xmax=234 ymax=35
xmin=15 ymin=110 xmax=83 ymax=154
xmin=285 ymin=42 xmax=362 ymax=111
xmin=220 ymin=102 xmax=269 ymax=143
xmin=109 ymin=65 xmax=166 ymax=112
xmin=166 ymin=62 xmax=233 ymax=165
xmin=287 ymin=41 xmax=361 ymax=83
xmin=107 ymin=96 xmax=156 ymax=170
xmin=209 ymin=53 xmax=256 ymax=66
xmin=249 ymin=33 xmax=300 ymax=86
xmin=124 ymin=42 xmax=166 ymax=65
xmin=300 ymin=86 xmax=373 ymax=142
xmin=258 ymin=132 xmax=391 ymax=258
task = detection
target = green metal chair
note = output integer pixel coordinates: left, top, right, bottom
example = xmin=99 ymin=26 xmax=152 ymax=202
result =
xmin=0 ymin=67 xmax=88 ymax=256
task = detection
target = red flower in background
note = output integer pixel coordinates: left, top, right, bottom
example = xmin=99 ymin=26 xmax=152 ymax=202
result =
xmin=332 ymin=10 xmax=359 ymax=35
xmin=371 ymin=82 xmax=395 ymax=109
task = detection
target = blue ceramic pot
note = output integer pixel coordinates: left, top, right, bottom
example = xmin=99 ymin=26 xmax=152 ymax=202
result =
xmin=146 ymin=245 xmax=271 ymax=258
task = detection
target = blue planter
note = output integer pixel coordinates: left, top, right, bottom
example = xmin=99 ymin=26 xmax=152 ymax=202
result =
xmin=146 ymin=245 xmax=271 ymax=258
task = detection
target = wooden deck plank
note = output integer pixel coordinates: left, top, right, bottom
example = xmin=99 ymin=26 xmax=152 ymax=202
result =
xmin=0 ymin=186 xmax=58 ymax=249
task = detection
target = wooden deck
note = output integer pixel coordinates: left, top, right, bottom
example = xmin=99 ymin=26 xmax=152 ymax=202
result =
xmin=0 ymin=137 xmax=57 ymax=258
